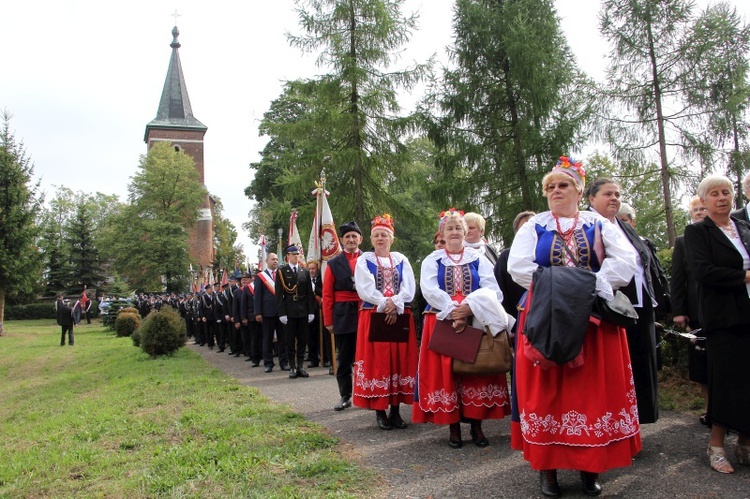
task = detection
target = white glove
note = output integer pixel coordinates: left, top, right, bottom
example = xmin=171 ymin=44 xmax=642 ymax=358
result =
xmin=308 ymin=314 xmax=314 ymax=323
xmin=279 ymin=315 xmax=288 ymax=325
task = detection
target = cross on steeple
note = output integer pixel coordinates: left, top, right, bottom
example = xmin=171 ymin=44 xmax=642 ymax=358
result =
xmin=171 ymin=9 xmax=180 ymax=26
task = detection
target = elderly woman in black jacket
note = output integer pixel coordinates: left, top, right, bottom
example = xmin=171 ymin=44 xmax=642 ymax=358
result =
xmin=685 ymin=174 xmax=750 ymax=474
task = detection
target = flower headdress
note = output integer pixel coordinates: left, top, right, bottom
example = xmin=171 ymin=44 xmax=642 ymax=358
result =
xmin=438 ymin=207 xmax=464 ymax=231
xmin=552 ymin=156 xmax=586 ymax=188
xmin=370 ymin=213 xmax=395 ymax=235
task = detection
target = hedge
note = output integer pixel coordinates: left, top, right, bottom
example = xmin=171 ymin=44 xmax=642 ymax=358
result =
xmin=4 ymin=301 xmax=101 ymax=321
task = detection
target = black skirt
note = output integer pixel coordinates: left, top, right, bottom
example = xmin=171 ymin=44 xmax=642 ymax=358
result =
xmin=706 ymin=325 xmax=750 ymax=436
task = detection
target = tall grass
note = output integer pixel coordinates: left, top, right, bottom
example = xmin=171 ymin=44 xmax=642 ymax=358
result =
xmin=0 ymin=320 xmax=373 ymax=498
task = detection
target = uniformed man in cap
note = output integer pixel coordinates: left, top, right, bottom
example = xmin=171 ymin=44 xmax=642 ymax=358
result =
xmin=323 ymin=221 xmax=363 ymax=410
xmin=276 ymin=245 xmax=316 ymax=379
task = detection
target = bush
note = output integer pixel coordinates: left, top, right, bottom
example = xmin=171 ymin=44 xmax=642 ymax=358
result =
xmin=132 ymin=328 xmax=141 ymax=347
xmin=114 ymin=313 xmax=141 ymax=337
xmin=119 ymin=307 xmax=139 ymax=316
xmin=5 ymin=303 xmax=57 ymax=320
xmin=101 ymin=300 xmax=134 ymax=329
xmin=138 ymin=307 xmax=187 ymax=357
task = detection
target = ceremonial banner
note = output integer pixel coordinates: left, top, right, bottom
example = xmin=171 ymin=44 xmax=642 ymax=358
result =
xmin=307 ymin=175 xmax=341 ymax=279
xmin=258 ymin=235 xmax=268 ymax=270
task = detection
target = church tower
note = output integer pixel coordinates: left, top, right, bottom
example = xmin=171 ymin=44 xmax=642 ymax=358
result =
xmin=144 ymin=25 xmax=213 ymax=268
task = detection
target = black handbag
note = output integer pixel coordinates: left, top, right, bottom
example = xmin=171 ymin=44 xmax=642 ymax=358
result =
xmin=594 ymin=290 xmax=638 ymax=328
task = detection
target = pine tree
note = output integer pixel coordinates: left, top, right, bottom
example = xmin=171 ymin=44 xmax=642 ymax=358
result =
xmin=424 ymin=0 xmax=594 ymax=246
xmin=599 ymin=0 xmax=695 ymax=246
xmin=276 ymin=0 xmax=430 ymax=231
xmin=0 ymin=111 xmax=43 ymax=335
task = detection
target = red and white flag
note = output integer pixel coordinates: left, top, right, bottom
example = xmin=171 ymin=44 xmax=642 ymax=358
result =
xmin=307 ymin=178 xmax=341 ymax=279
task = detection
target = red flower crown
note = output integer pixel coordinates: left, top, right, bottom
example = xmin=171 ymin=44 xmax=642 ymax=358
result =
xmin=371 ymin=213 xmax=395 ymax=234
xmin=552 ymin=156 xmax=586 ymax=187
xmin=438 ymin=207 xmax=464 ymax=230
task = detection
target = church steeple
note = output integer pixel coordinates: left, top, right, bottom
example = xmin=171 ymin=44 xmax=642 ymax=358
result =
xmin=144 ymin=25 xmax=213 ymax=268
xmin=144 ymin=25 xmax=207 ymax=140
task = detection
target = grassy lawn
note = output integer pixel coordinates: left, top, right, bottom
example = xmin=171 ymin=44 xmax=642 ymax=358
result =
xmin=0 ymin=320 xmax=375 ymax=498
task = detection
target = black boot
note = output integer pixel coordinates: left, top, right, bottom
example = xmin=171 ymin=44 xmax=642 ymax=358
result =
xmin=333 ymin=376 xmax=351 ymax=411
xmin=375 ymin=410 xmax=393 ymax=430
xmin=449 ymin=423 xmax=462 ymax=449
xmin=469 ymin=419 xmax=489 ymax=447
xmin=580 ymin=471 xmax=602 ymax=496
xmin=540 ymin=470 xmax=561 ymax=498
xmin=389 ymin=406 xmax=408 ymax=429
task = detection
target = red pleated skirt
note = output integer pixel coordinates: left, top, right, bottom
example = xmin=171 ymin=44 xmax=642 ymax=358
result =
xmin=352 ymin=308 xmax=419 ymax=410
xmin=510 ymin=289 xmax=642 ymax=473
xmin=412 ymin=312 xmax=510 ymax=425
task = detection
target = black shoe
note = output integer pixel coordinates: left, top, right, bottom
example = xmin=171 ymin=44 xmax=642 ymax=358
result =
xmin=333 ymin=397 xmax=352 ymax=411
xmin=245 ymin=357 xmax=253 ymax=361
xmin=328 ymin=367 xmax=335 ymax=375
xmin=234 ymin=352 xmax=242 ymax=357
xmin=699 ymin=412 xmax=712 ymax=427
xmin=449 ymin=423 xmax=462 ymax=449
xmin=289 ymin=369 xmax=298 ymax=379
xmin=389 ymin=408 xmax=408 ymax=429
xmin=208 ymin=346 xmax=214 ymax=350
xmin=469 ymin=422 xmax=489 ymax=447
xmin=376 ymin=410 xmax=393 ymax=430
xmin=323 ymin=361 xmax=332 ymax=367
xmin=280 ymin=364 xmax=291 ymax=371
xmin=250 ymin=361 xmax=260 ymax=367
xmin=580 ymin=471 xmax=602 ymax=496
xmin=307 ymin=362 xmax=319 ymax=368
xmin=540 ymin=470 xmax=561 ymax=498
xmin=217 ymin=349 xmax=225 ymax=353
xmin=264 ymin=366 xmax=273 ymax=373
xmin=297 ymin=368 xmax=309 ymax=378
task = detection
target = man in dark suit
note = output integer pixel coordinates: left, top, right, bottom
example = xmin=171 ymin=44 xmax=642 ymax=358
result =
xmin=199 ymin=284 xmax=219 ymax=350
xmin=55 ymin=295 xmax=74 ymax=346
xmin=239 ymin=271 xmax=262 ymax=366
xmin=227 ymin=276 xmax=243 ymax=356
xmin=588 ymin=178 xmax=663 ymax=424
xmin=276 ymin=245 xmax=315 ymax=379
xmin=213 ymin=282 xmax=230 ymax=352
xmin=731 ymin=172 xmax=750 ymax=223
xmin=255 ymin=253 xmax=288 ymax=373
xmin=323 ymin=221 xmax=363 ymax=410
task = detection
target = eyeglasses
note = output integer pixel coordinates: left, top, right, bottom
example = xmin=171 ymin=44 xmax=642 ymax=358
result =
xmin=545 ymin=181 xmax=572 ymax=192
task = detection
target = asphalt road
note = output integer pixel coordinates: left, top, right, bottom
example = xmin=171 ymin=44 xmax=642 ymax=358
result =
xmin=189 ymin=344 xmax=749 ymax=498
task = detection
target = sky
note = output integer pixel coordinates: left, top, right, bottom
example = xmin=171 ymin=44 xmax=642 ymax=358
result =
xmin=1 ymin=0 xmax=748 ymax=261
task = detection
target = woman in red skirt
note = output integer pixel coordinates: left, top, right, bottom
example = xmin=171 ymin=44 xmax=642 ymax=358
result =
xmin=508 ymin=157 xmax=642 ymax=497
xmin=414 ymin=209 xmax=514 ymax=448
xmin=353 ymin=214 xmax=419 ymax=430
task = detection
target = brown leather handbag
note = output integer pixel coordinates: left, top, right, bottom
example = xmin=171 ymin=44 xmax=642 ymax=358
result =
xmin=452 ymin=329 xmax=513 ymax=376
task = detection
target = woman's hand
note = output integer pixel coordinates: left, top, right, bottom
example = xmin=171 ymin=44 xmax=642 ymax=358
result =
xmin=452 ymin=317 xmax=467 ymax=332
xmin=385 ymin=311 xmax=397 ymax=325
xmin=451 ymin=303 xmax=472 ymax=320
xmin=383 ymin=297 xmax=397 ymax=315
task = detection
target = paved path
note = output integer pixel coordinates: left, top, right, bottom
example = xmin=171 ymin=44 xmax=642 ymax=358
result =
xmin=189 ymin=344 xmax=749 ymax=498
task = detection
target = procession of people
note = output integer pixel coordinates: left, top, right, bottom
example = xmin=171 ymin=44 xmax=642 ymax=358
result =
xmin=67 ymin=161 xmax=750 ymax=496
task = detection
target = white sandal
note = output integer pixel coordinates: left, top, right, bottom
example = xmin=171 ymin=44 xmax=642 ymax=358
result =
xmin=708 ymin=445 xmax=735 ymax=474
xmin=734 ymin=444 xmax=750 ymax=466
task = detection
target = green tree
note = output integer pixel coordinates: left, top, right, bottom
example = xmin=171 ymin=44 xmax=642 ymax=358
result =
xmin=275 ymin=0 xmax=430 ymax=231
xmin=105 ymin=142 xmax=206 ymax=292
xmin=682 ymin=2 xmax=750 ymax=202
xmin=424 ymin=0 xmax=595 ymax=246
xmin=212 ymin=196 xmax=245 ymax=275
xmin=599 ymin=0 xmax=696 ymax=247
xmin=65 ymin=199 xmax=105 ymax=291
xmin=0 ymin=112 xmax=43 ymax=334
